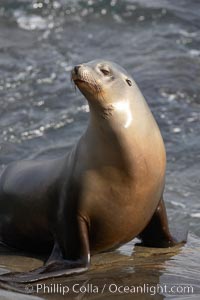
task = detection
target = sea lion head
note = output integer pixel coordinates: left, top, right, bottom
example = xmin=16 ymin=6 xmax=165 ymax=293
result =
xmin=71 ymin=60 xmax=147 ymax=129
xmin=72 ymin=60 xmax=136 ymax=111
xmin=71 ymin=59 xmax=134 ymax=101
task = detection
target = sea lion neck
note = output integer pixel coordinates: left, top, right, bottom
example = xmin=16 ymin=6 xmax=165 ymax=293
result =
xmin=86 ymin=103 xmax=132 ymax=143
xmin=81 ymin=106 xmax=139 ymax=175
xmin=82 ymin=98 xmax=166 ymax=179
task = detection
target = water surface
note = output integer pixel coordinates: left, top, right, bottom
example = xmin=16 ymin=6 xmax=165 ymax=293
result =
xmin=0 ymin=0 xmax=199 ymax=299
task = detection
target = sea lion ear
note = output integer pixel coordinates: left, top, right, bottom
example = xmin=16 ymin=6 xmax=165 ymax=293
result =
xmin=126 ymin=79 xmax=132 ymax=86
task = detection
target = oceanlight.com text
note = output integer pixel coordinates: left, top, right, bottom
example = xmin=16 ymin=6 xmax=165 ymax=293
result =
xmin=25 ymin=282 xmax=194 ymax=296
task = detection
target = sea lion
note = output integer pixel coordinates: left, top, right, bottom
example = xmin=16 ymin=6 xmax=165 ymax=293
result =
xmin=0 ymin=60 xmax=185 ymax=283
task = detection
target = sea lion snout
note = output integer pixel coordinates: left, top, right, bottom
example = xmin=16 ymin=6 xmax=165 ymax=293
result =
xmin=72 ymin=64 xmax=84 ymax=79
xmin=71 ymin=64 xmax=89 ymax=82
xmin=71 ymin=64 xmax=102 ymax=98
xmin=74 ymin=65 xmax=81 ymax=75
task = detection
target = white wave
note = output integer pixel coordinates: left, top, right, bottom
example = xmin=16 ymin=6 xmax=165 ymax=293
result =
xmin=179 ymin=30 xmax=197 ymax=38
xmin=14 ymin=11 xmax=49 ymax=30
xmin=170 ymin=201 xmax=186 ymax=209
xmin=172 ymin=127 xmax=181 ymax=133
xmin=189 ymin=49 xmax=200 ymax=57
xmin=190 ymin=213 xmax=200 ymax=218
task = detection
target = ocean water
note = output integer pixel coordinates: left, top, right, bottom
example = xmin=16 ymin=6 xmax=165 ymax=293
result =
xmin=0 ymin=0 xmax=199 ymax=299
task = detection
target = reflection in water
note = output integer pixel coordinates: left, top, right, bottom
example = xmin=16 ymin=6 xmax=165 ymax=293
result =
xmin=0 ymin=236 xmax=199 ymax=299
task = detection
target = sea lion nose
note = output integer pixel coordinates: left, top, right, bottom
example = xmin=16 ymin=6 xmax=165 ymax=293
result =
xmin=74 ymin=65 xmax=81 ymax=75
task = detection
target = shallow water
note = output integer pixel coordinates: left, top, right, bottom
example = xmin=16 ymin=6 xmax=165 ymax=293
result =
xmin=0 ymin=234 xmax=200 ymax=299
xmin=0 ymin=0 xmax=199 ymax=299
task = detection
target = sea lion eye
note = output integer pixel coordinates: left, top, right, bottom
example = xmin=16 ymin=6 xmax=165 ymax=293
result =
xmin=126 ymin=79 xmax=132 ymax=86
xmin=100 ymin=68 xmax=110 ymax=76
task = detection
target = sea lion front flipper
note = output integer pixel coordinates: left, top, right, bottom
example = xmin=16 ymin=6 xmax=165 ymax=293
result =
xmin=137 ymin=197 xmax=187 ymax=248
xmin=0 ymin=217 xmax=90 ymax=283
